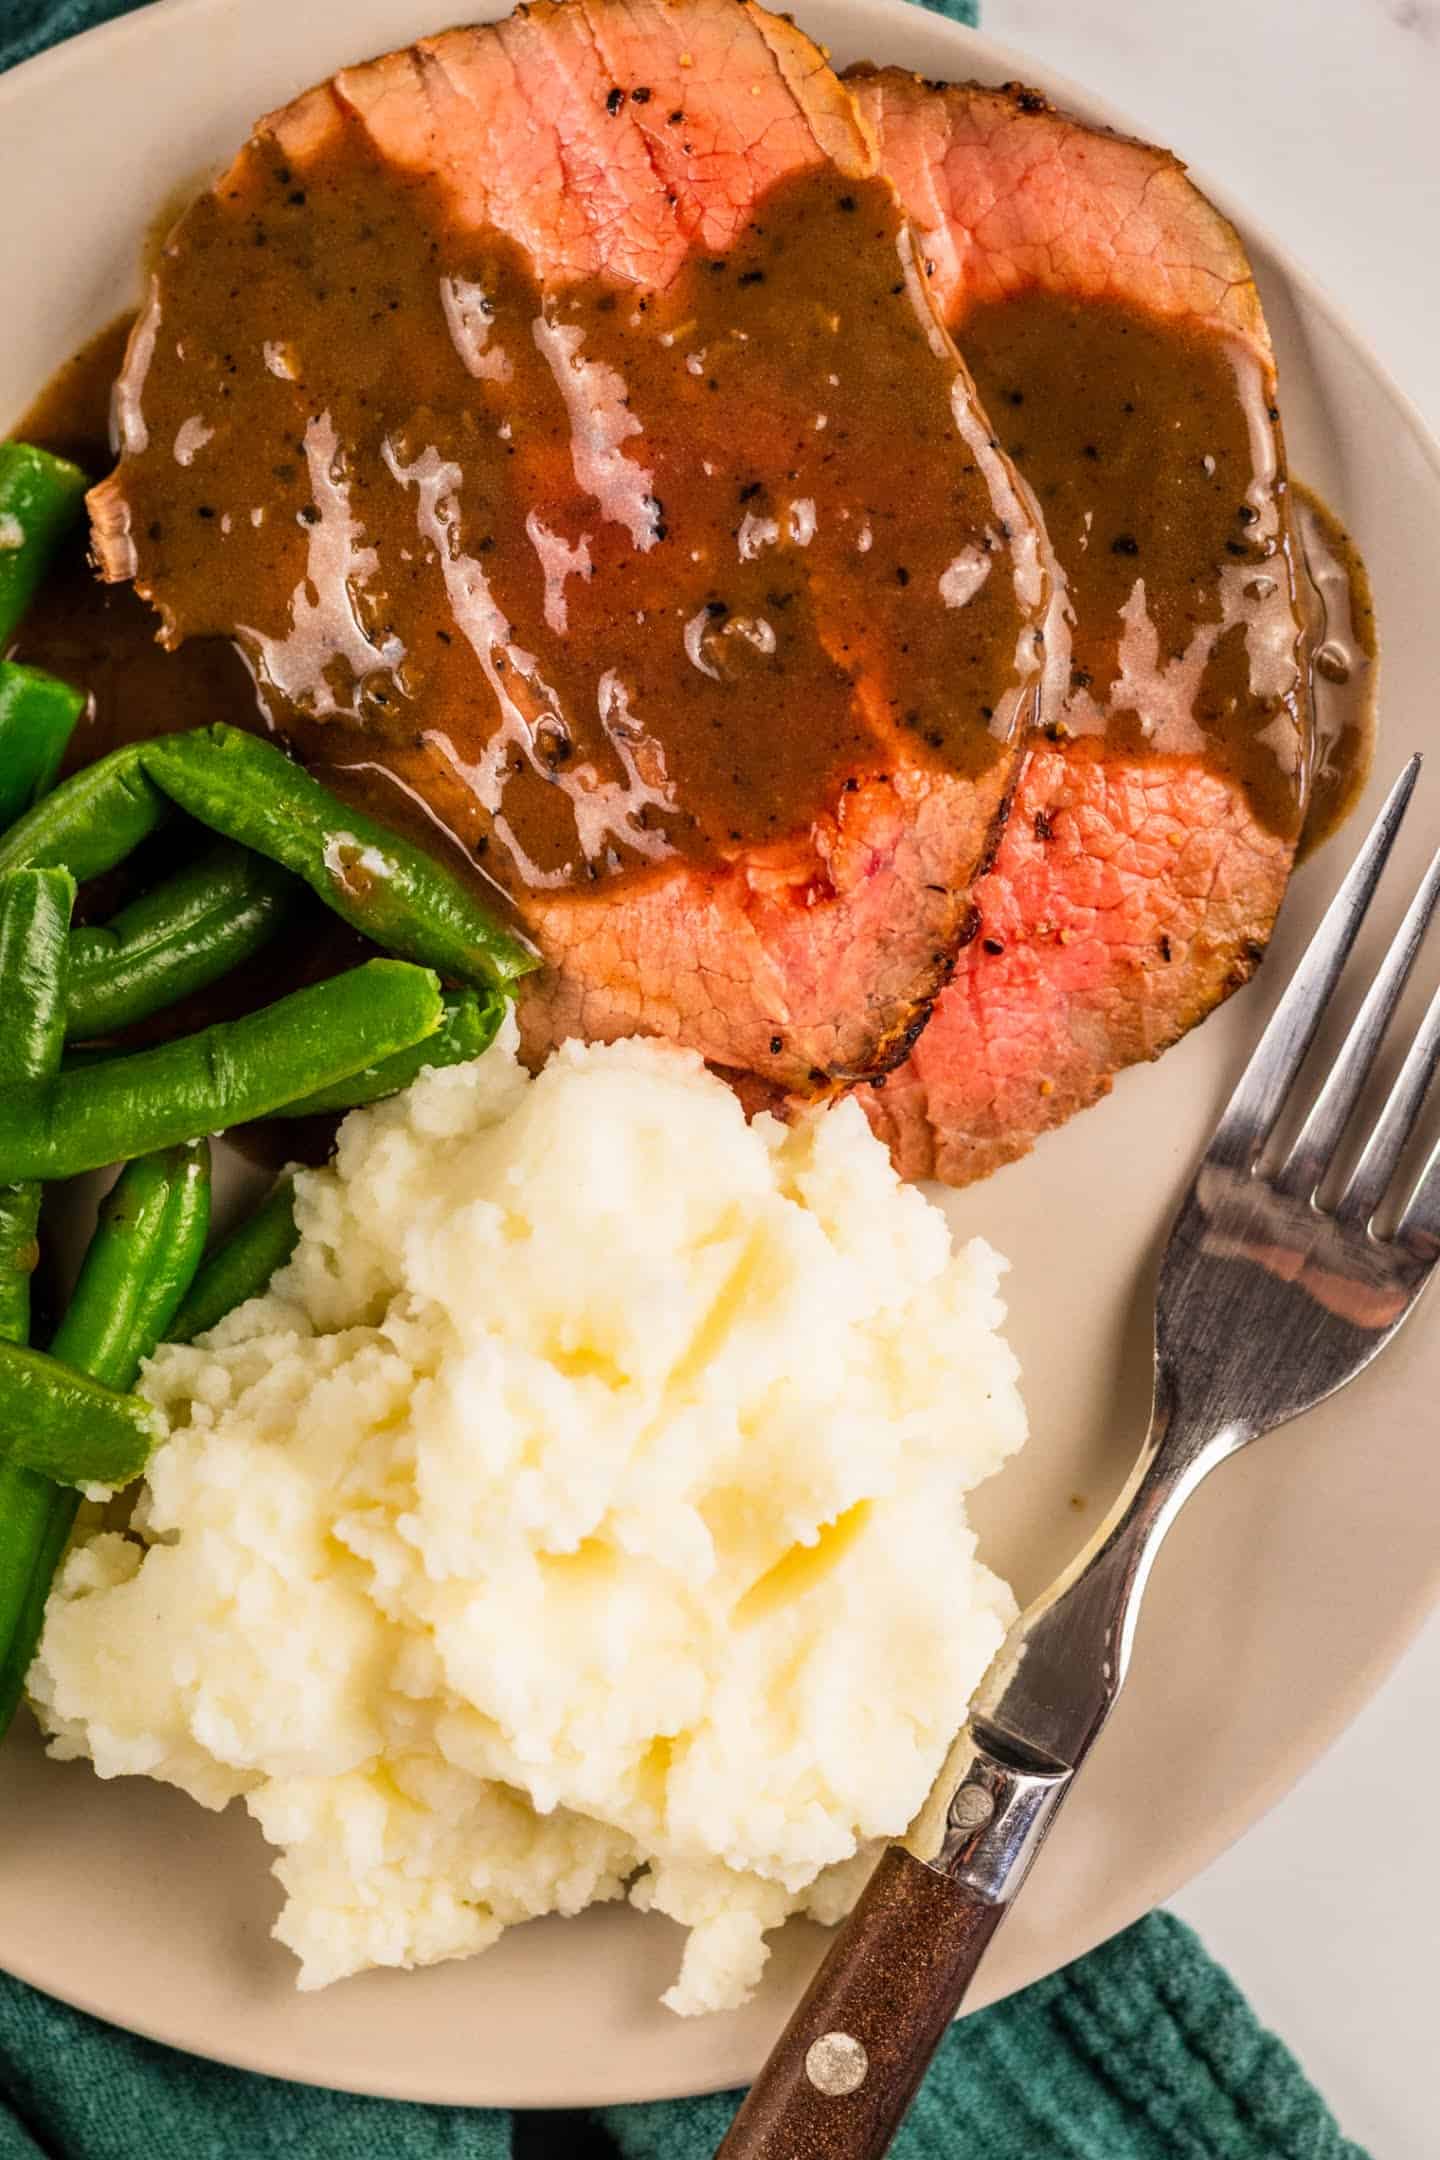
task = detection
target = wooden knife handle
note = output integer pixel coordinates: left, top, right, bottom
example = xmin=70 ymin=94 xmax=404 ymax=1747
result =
xmin=714 ymin=1844 xmax=1006 ymax=2160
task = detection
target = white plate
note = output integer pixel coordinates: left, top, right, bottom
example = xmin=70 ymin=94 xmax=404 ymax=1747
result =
xmin=1 ymin=0 xmax=1438 ymax=2111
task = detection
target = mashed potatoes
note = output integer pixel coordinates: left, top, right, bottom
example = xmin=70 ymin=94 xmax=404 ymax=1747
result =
xmin=31 ymin=1025 xmax=1025 ymax=2013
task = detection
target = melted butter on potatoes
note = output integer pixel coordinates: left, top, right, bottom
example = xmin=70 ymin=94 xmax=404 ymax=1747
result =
xmin=30 ymin=1024 xmax=1025 ymax=2014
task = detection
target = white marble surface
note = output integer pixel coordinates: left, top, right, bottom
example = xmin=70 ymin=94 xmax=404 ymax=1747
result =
xmin=981 ymin=4 xmax=1440 ymax=2152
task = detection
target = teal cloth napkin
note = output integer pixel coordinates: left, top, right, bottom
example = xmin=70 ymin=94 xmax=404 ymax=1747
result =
xmin=0 ymin=1915 xmax=1368 ymax=2159
xmin=0 ymin=2 xmax=1368 ymax=2154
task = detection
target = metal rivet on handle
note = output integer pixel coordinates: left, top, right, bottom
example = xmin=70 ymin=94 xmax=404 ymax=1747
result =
xmin=805 ymin=2031 xmax=869 ymax=2097
xmin=948 ymin=1785 xmax=996 ymax=1835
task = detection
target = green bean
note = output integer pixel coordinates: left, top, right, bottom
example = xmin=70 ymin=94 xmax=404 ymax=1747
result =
xmin=0 ymin=1343 xmax=160 ymax=1488
xmin=166 ymin=1174 xmax=298 ymax=1345
xmin=0 ymin=872 xmax=68 ymax=1329
xmin=0 ymin=870 xmax=71 ymax=1088
xmin=0 ymin=869 xmax=74 ymax=1342
xmin=139 ymin=725 xmax=536 ymax=992
xmin=270 ymin=988 xmax=504 ymax=1118
xmin=0 ymin=1473 xmax=73 ymax=1737
xmin=65 ymin=842 xmax=300 ymax=1041
xmin=0 ymin=958 xmax=442 ymax=1181
xmin=125 ymin=1146 xmax=213 ymax=1361
xmin=0 ymin=664 xmax=85 ymax=831
xmin=51 ymin=1144 xmax=211 ymax=1391
xmin=0 ymin=1145 xmax=210 ymax=1735
xmin=0 ymin=742 xmax=168 ymax=882
xmin=0 ymin=443 xmax=88 ymax=647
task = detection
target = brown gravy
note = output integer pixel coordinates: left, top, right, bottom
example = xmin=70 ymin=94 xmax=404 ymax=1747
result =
xmin=90 ymin=145 xmax=1047 ymax=906
xmin=1292 ymin=482 xmax=1378 ymax=857
xmin=957 ymin=289 xmax=1312 ymax=842
xmin=8 ymin=237 xmax=1377 ymax=927
xmin=11 ymin=318 xmax=262 ymax=775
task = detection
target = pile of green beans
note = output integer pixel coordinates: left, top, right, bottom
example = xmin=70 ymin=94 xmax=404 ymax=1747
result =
xmin=0 ymin=437 xmax=533 ymax=1740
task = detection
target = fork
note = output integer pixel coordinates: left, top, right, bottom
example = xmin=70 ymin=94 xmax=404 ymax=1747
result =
xmin=717 ymin=756 xmax=1440 ymax=2160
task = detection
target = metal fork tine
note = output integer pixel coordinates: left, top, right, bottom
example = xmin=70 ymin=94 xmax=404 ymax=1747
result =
xmin=1339 ymin=978 xmax=1440 ymax=1229
xmin=1396 ymin=1119 xmax=1440 ymax=1261
xmin=1276 ymin=843 xmax=1440 ymax=1199
xmin=1207 ymin=756 xmax=1421 ymax=1168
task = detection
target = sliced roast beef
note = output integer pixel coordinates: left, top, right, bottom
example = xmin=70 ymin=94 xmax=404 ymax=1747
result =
xmin=90 ymin=2 xmax=1054 ymax=1095
xmin=850 ymin=72 xmax=1312 ymax=1183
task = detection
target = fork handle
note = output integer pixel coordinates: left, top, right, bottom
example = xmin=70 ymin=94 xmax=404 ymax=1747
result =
xmin=713 ymin=1844 xmax=1006 ymax=2160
